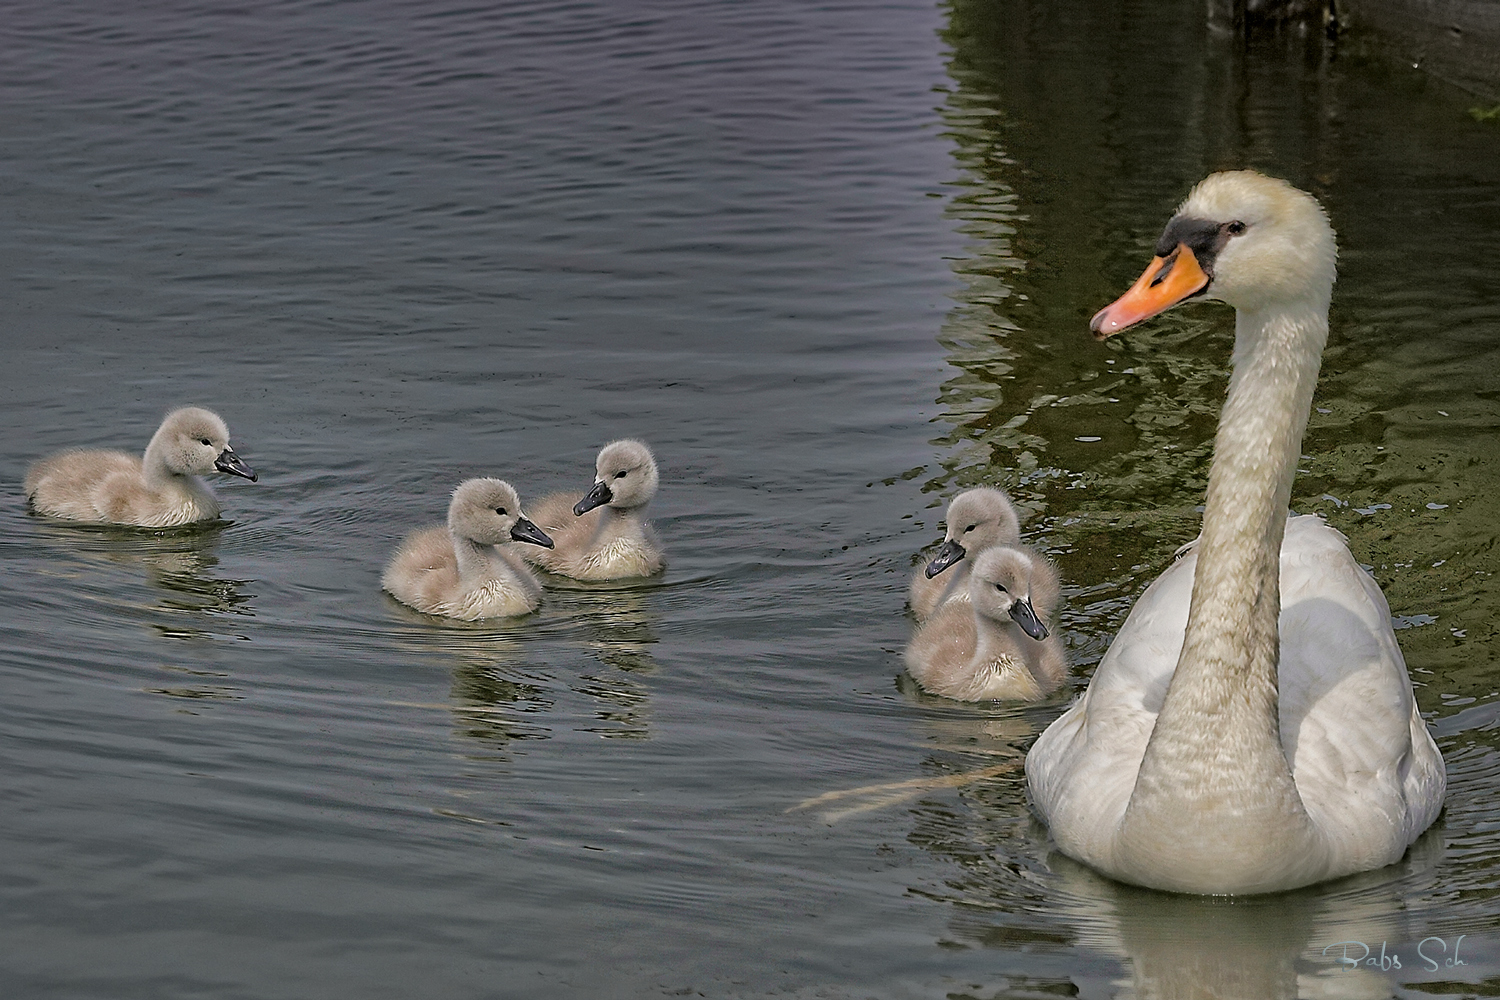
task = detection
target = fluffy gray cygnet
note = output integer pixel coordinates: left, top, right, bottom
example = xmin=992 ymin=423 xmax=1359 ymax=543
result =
xmin=383 ymin=478 xmax=555 ymax=620
xmin=905 ymin=545 xmax=1065 ymax=701
xmin=518 ymin=439 xmax=665 ymax=581
xmin=24 ymin=406 xmax=257 ymax=527
xmin=909 ymin=487 xmax=1021 ymax=621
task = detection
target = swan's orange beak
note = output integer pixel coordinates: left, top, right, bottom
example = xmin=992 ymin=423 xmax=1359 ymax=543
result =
xmin=1090 ymin=243 xmax=1210 ymax=339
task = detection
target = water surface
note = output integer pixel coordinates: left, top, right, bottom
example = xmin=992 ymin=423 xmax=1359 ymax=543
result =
xmin=3 ymin=0 xmax=1500 ymax=997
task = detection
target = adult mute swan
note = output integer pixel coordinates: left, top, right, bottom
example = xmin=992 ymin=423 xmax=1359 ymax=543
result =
xmin=25 ymin=406 xmax=257 ymax=527
xmin=909 ymin=487 xmax=1022 ymax=621
xmin=384 ymin=478 xmax=554 ymax=620
xmin=519 ymin=439 xmax=665 ymax=580
xmin=906 ymin=544 xmax=1065 ymax=701
xmin=1025 ymin=171 xmax=1445 ymax=895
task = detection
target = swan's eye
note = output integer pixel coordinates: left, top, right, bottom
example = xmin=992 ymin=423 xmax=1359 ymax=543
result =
xmin=494 ymin=507 xmax=507 ymax=516
xmin=200 ymin=438 xmax=212 ymax=446
xmin=614 ymin=471 xmax=628 ymax=479
xmin=995 ymin=583 xmax=1008 ymax=593
xmin=964 ymin=524 xmax=977 ymax=533
xmin=1226 ymin=220 xmax=1247 ymax=236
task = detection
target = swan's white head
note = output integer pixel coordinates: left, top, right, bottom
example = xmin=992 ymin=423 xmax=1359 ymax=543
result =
xmin=1091 ymin=170 xmax=1337 ymax=337
xmin=148 ymin=406 xmax=257 ymax=481
xmin=573 ymin=439 xmax=659 ymax=515
xmin=449 ymin=478 xmax=554 ymax=549
xmin=969 ymin=547 xmax=1050 ymax=641
xmin=925 ymin=487 xmax=1021 ymax=578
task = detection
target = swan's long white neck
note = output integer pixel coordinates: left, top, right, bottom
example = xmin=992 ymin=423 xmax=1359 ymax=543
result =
xmin=1118 ymin=296 xmax=1331 ymax=890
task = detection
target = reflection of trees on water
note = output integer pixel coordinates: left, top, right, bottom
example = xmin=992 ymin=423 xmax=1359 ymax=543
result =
xmin=934 ymin=0 xmax=1500 ymax=755
xmin=886 ymin=5 xmax=1490 ymax=994
xmin=929 ymin=0 xmax=1362 ymax=638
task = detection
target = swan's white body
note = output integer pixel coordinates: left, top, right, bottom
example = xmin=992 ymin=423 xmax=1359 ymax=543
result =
xmin=1026 ymin=172 xmax=1444 ymax=895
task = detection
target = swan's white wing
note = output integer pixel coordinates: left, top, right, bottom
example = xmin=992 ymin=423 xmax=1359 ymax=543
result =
xmin=1276 ymin=516 xmax=1445 ymax=869
xmin=1027 ymin=515 xmax=1444 ymax=879
xmin=1026 ymin=544 xmax=1196 ymax=869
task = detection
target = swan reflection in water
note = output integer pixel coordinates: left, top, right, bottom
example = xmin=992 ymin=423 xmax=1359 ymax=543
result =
xmin=893 ymin=726 xmax=1447 ymax=999
xmin=1032 ymin=833 xmax=1447 ymax=1000
xmin=793 ymin=698 xmax=1453 ymax=998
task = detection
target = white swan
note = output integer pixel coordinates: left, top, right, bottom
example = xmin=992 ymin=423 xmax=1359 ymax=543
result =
xmin=384 ymin=478 xmax=555 ymax=620
xmin=519 ymin=439 xmax=665 ymax=580
xmin=25 ymin=406 xmax=257 ymax=527
xmin=906 ymin=545 xmax=1065 ymax=701
xmin=1026 ymin=171 xmax=1444 ymax=895
xmin=909 ymin=487 xmax=1022 ymax=621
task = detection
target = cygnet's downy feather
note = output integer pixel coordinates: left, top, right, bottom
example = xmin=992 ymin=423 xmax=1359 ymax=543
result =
xmin=519 ymin=439 xmax=665 ymax=581
xmin=909 ymin=488 xmax=1021 ymax=621
xmin=384 ymin=478 xmax=554 ymax=620
xmin=906 ymin=545 xmax=1065 ymax=701
xmin=25 ymin=406 xmax=257 ymax=527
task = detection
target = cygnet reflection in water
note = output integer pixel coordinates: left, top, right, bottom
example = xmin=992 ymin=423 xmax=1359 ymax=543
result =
xmin=906 ymin=545 xmax=1065 ymax=702
xmin=383 ymin=478 xmax=554 ymax=621
xmin=520 ymin=439 xmax=665 ymax=581
xmin=446 ymin=655 xmax=557 ymax=753
xmin=564 ymin=585 xmax=661 ymax=740
xmin=25 ymin=406 xmax=257 ymax=527
xmin=27 ymin=519 xmax=255 ymax=638
xmin=910 ymin=487 xmax=1022 ymax=621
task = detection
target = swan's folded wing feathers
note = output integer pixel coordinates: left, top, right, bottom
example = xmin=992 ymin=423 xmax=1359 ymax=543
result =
xmin=1276 ymin=515 xmax=1443 ymax=867
xmin=1027 ymin=518 xmax=1446 ymax=879
xmin=1027 ymin=551 xmax=1196 ymax=859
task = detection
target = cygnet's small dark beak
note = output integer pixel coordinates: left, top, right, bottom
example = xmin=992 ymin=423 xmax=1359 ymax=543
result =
xmin=510 ymin=516 xmax=554 ymax=548
xmin=925 ymin=539 xmax=966 ymax=578
xmin=1008 ymin=598 xmax=1049 ymax=641
xmin=573 ymin=480 xmax=613 ymax=516
xmin=214 ymin=446 xmax=257 ymax=482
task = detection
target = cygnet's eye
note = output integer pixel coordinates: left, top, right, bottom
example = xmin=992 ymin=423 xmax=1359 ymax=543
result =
xmin=1225 ymin=220 xmax=1247 ymax=236
xmin=995 ymin=583 xmax=1008 ymax=593
xmin=614 ymin=470 xmax=628 ymax=479
xmin=964 ymin=524 xmax=977 ymax=533
xmin=200 ymin=438 xmax=212 ymax=446
xmin=494 ymin=507 xmax=507 ymax=516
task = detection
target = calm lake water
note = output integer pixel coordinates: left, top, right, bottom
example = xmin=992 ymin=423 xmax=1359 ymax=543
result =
xmin=4 ymin=0 xmax=1500 ymax=997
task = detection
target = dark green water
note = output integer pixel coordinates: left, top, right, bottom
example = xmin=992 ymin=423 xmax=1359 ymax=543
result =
xmin=3 ymin=0 xmax=1499 ymax=997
